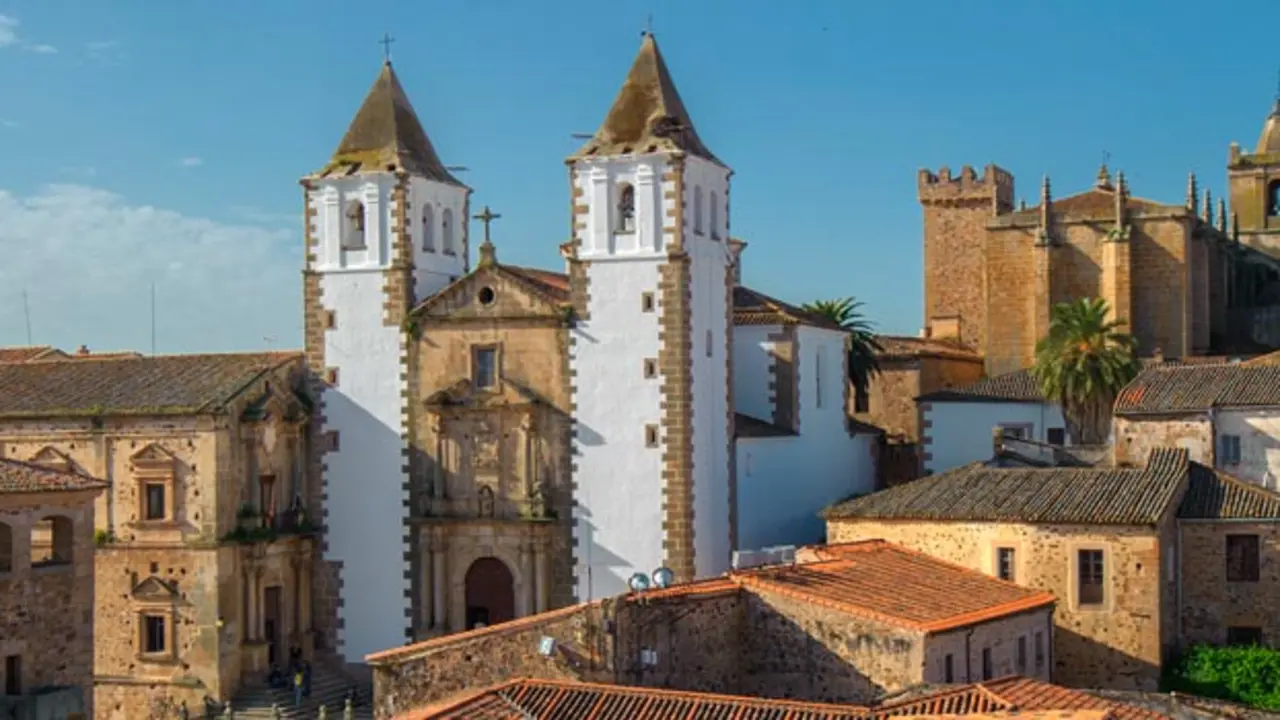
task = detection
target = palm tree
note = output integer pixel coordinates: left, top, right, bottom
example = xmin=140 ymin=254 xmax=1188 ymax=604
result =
xmin=802 ymin=297 xmax=883 ymax=401
xmin=1031 ymin=297 xmax=1141 ymax=445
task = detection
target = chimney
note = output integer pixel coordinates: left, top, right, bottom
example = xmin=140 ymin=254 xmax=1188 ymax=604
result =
xmin=992 ymin=426 xmax=1005 ymax=458
xmin=76 ymin=345 xmax=90 ymax=356
xmin=1152 ymin=347 xmax=1164 ymax=364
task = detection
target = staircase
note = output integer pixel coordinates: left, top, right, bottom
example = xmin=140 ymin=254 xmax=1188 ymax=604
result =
xmin=226 ymin=664 xmax=373 ymax=719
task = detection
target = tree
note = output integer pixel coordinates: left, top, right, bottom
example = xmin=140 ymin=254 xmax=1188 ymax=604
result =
xmin=1031 ymin=297 xmax=1140 ymax=445
xmin=802 ymin=297 xmax=883 ymax=401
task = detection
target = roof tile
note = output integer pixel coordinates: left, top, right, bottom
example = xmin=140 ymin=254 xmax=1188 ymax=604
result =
xmin=733 ymin=286 xmax=844 ymax=331
xmin=0 ymin=346 xmax=59 ymax=364
xmin=1177 ymin=464 xmax=1280 ymax=519
xmin=1115 ymin=363 xmax=1280 ymax=414
xmin=0 ymin=458 xmax=108 ymax=494
xmin=876 ymin=336 xmax=982 ymax=362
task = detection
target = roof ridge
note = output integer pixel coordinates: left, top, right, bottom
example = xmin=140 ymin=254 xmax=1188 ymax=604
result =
xmin=506 ymin=676 xmax=873 ymax=711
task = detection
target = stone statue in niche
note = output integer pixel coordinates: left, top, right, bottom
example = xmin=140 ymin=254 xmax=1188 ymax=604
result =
xmin=477 ymin=485 xmax=495 ymax=518
xmin=473 ymin=419 xmax=500 ymax=471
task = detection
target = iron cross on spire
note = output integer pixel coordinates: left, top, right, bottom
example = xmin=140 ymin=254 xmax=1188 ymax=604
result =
xmin=380 ymin=33 xmax=396 ymax=62
xmin=474 ymin=205 xmax=501 ymax=244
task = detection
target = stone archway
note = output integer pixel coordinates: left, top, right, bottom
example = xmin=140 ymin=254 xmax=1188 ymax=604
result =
xmin=464 ymin=557 xmax=515 ymax=630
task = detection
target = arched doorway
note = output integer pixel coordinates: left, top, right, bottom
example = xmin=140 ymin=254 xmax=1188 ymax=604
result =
xmin=464 ymin=557 xmax=515 ymax=630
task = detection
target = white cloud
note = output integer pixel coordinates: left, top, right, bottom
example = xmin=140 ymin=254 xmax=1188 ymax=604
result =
xmin=27 ymin=43 xmax=56 ymax=54
xmin=0 ymin=14 xmax=57 ymax=54
xmin=0 ymin=184 xmax=301 ymax=353
xmin=179 ymin=156 xmax=204 ymax=168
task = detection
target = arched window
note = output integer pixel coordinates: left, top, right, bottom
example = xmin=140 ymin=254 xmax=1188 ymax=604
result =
xmin=0 ymin=522 xmax=11 ymax=573
xmin=617 ymin=183 xmax=636 ymax=232
xmin=442 ymin=208 xmax=455 ymax=254
xmin=31 ymin=515 xmax=73 ymax=567
xmin=1268 ymin=180 xmax=1280 ymax=217
xmin=422 ymin=205 xmax=435 ymax=252
xmin=709 ymin=190 xmax=720 ymax=239
xmin=343 ymin=201 xmax=367 ymax=250
xmin=693 ymin=186 xmax=704 ymax=234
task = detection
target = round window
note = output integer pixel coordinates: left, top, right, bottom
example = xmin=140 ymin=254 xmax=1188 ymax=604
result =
xmin=478 ymin=286 xmax=496 ymax=305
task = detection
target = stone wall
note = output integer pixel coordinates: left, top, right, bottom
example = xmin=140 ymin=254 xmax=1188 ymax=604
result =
xmin=857 ymin=358 xmax=921 ymax=441
xmin=0 ymin=490 xmax=98 ymax=717
xmin=1178 ymin=521 xmax=1280 ymax=646
xmin=614 ymin=588 xmax=744 ymax=693
xmin=827 ymin=518 xmax=1169 ymax=690
xmin=1113 ymin=415 xmax=1213 ymax=467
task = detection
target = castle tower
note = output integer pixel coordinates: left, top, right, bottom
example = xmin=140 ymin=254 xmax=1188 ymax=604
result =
xmin=565 ymin=32 xmax=735 ymax=598
xmin=917 ymin=165 xmax=1014 ymax=352
xmin=300 ymin=60 xmax=470 ymax=663
xmin=1227 ymin=94 xmax=1280 ymax=258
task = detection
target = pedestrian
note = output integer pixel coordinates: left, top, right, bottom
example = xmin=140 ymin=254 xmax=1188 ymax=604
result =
xmin=303 ymin=661 xmax=312 ymax=696
xmin=292 ymin=666 xmax=304 ymax=708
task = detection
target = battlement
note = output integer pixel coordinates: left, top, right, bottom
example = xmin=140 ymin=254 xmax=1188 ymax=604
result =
xmin=918 ymin=164 xmax=1015 ymax=211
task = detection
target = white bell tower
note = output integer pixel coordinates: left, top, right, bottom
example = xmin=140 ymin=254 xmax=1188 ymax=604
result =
xmin=566 ymin=33 xmax=735 ymax=601
xmin=301 ymin=58 xmax=470 ymax=664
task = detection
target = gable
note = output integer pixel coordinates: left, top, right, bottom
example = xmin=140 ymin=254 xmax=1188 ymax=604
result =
xmin=27 ymin=446 xmax=74 ymax=470
xmin=411 ymin=265 xmax=569 ymax=324
xmin=130 ymin=443 xmax=176 ymax=467
xmin=131 ymin=575 xmax=180 ymax=603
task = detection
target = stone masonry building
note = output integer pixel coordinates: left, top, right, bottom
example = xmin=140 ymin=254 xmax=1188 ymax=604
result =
xmin=823 ymin=444 xmax=1280 ymax=692
xmin=0 ymin=353 xmax=317 ymax=718
xmin=0 ymin=457 xmax=106 ymax=719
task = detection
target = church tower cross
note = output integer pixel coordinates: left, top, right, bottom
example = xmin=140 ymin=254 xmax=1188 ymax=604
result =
xmin=380 ymin=33 xmax=396 ymax=63
xmin=473 ymin=205 xmax=501 ymax=245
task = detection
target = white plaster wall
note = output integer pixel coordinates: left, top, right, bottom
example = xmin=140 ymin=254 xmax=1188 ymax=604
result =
xmin=1215 ymin=408 xmax=1280 ymax=490
xmin=308 ymin=183 xmax=410 ymax=664
xmin=922 ymin=401 xmax=1065 ymax=475
xmin=684 ymin=156 xmax=733 ymax=578
xmin=569 ymin=156 xmax=667 ymax=601
xmin=732 ymin=325 xmax=775 ymax=423
xmin=408 ymin=177 xmax=469 ymax=303
xmin=735 ymin=326 xmax=876 ymax=550
xmin=314 ymin=177 xmax=395 ymax=272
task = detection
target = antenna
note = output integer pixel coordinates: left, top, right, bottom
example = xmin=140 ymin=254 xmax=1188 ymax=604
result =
xmin=150 ymin=281 xmax=157 ymax=356
xmin=570 ymin=133 xmax=594 ymax=140
xmin=21 ymin=290 xmax=32 ymax=345
xmin=445 ymin=165 xmax=469 ymax=173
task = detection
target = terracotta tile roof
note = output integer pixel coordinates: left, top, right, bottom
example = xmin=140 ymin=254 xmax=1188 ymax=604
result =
xmin=568 ymin=34 xmax=722 ymax=166
xmin=917 ymin=369 xmax=1044 ymax=404
xmin=404 ymin=676 xmax=1164 ymax=719
xmin=1017 ymin=184 xmax=1176 ymax=220
xmin=311 ymin=62 xmax=464 ymax=185
xmin=1177 ymin=464 xmax=1280 ymax=519
xmin=1115 ymin=363 xmax=1280 ymax=414
xmin=824 ymin=448 xmax=1189 ymax=526
xmin=0 ymin=352 xmax=301 ymax=418
xmin=0 ymin=346 xmax=59 ymax=363
xmin=876 ymin=336 xmax=982 ymax=362
xmin=0 ymin=458 xmax=108 ymax=494
xmin=737 ymin=540 xmax=1055 ymax=633
xmin=733 ymin=286 xmax=845 ymax=331
xmin=734 ymin=412 xmax=795 ymax=439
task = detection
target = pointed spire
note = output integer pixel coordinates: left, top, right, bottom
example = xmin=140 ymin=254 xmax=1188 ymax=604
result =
xmin=1216 ymin=198 xmax=1228 ymax=232
xmin=569 ymin=33 xmax=723 ymax=166
xmin=1202 ymin=188 xmax=1213 ymax=223
xmin=1186 ymin=172 xmax=1198 ymax=211
xmin=1039 ymin=175 xmax=1052 ymax=228
xmin=320 ymin=62 xmax=463 ymax=185
xmin=1114 ymin=171 xmax=1127 ymax=228
xmin=1095 ymin=162 xmax=1112 ymax=189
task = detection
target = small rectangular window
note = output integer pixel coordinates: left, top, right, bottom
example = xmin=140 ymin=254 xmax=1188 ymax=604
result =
xmin=143 ymin=615 xmax=167 ymax=654
xmin=645 ymin=424 xmax=660 ymax=448
xmin=1226 ymin=534 xmax=1260 ymax=582
xmin=473 ymin=347 xmax=497 ymax=389
xmin=643 ymin=358 xmax=658 ymax=379
xmin=144 ymin=483 xmax=166 ymax=521
xmin=1047 ymin=427 xmax=1066 ymax=445
xmin=705 ymin=329 xmax=713 ymax=359
xmin=3 ymin=655 xmax=19 ymax=696
xmin=325 ymin=430 xmax=340 ymax=453
xmin=1221 ymin=434 xmax=1242 ymax=465
xmin=1227 ymin=626 xmax=1264 ymax=646
xmin=1016 ymin=636 xmax=1027 ymax=674
xmin=981 ymin=647 xmax=992 ymax=680
xmin=1078 ymin=549 xmax=1105 ymax=605
xmin=996 ymin=547 xmax=1016 ymax=582
xmin=943 ymin=653 xmax=954 ymax=683
xmin=641 ymin=292 xmax=656 ymax=313
xmin=1034 ymin=631 xmax=1045 ymax=671
xmin=324 ymin=310 xmax=336 ymax=330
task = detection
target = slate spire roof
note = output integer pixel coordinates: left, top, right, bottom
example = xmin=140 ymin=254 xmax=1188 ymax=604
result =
xmin=568 ymin=33 xmax=724 ymax=167
xmin=314 ymin=61 xmax=464 ymax=185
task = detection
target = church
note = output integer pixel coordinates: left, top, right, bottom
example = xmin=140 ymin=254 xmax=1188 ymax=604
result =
xmin=302 ymin=32 xmax=880 ymax=666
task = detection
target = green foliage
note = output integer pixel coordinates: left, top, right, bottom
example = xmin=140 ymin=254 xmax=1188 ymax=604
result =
xmin=1164 ymin=644 xmax=1280 ymax=710
xmin=236 ymin=503 xmax=259 ymax=521
xmin=1031 ymin=297 xmax=1140 ymax=445
xmin=801 ymin=297 xmax=883 ymax=398
xmin=93 ymin=529 xmax=115 ymax=547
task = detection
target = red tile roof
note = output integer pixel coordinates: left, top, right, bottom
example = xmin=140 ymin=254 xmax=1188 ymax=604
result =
xmin=0 ymin=458 xmax=108 ymax=494
xmin=876 ymin=336 xmax=982 ymax=362
xmin=733 ymin=286 xmax=845 ymax=331
xmin=0 ymin=346 xmax=60 ymax=364
xmin=402 ymin=676 xmax=1166 ymax=719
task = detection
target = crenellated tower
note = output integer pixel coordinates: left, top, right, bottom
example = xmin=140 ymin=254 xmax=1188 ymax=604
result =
xmin=300 ymin=59 xmax=470 ymax=663
xmin=917 ymin=164 xmax=1015 ymax=352
xmin=564 ymin=32 xmax=735 ymax=599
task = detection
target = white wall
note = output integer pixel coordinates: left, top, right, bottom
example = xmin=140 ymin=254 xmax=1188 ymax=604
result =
xmin=732 ymin=325 xmax=774 ymax=424
xmin=308 ymin=181 xmax=411 ymax=663
xmin=922 ymin=401 xmax=1065 ymax=475
xmin=408 ymin=176 xmax=469 ymax=302
xmin=1215 ymin=408 xmax=1280 ymax=490
xmin=735 ymin=325 xmax=876 ymax=550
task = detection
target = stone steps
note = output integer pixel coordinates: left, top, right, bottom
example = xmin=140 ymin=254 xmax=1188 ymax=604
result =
xmin=227 ymin=667 xmax=373 ymax=719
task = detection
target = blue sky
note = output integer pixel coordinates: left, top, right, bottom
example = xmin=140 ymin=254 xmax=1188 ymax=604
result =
xmin=1 ymin=0 xmax=1277 ymax=353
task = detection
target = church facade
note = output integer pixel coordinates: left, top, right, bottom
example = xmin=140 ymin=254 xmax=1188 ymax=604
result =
xmin=303 ymin=34 xmax=879 ymax=665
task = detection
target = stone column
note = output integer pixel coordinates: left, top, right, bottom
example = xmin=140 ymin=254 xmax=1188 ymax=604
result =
xmin=420 ymin=533 xmax=434 ymax=634
xmin=431 ymin=537 xmax=447 ymax=630
xmin=534 ymin=544 xmax=548 ymax=614
xmin=431 ymin=414 xmax=445 ymax=501
xmin=521 ymin=415 xmax=534 ymax=499
xmin=254 ymin=567 xmax=266 ymax=640
xmin=519 ymin=543 xmax=534 ymax=617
